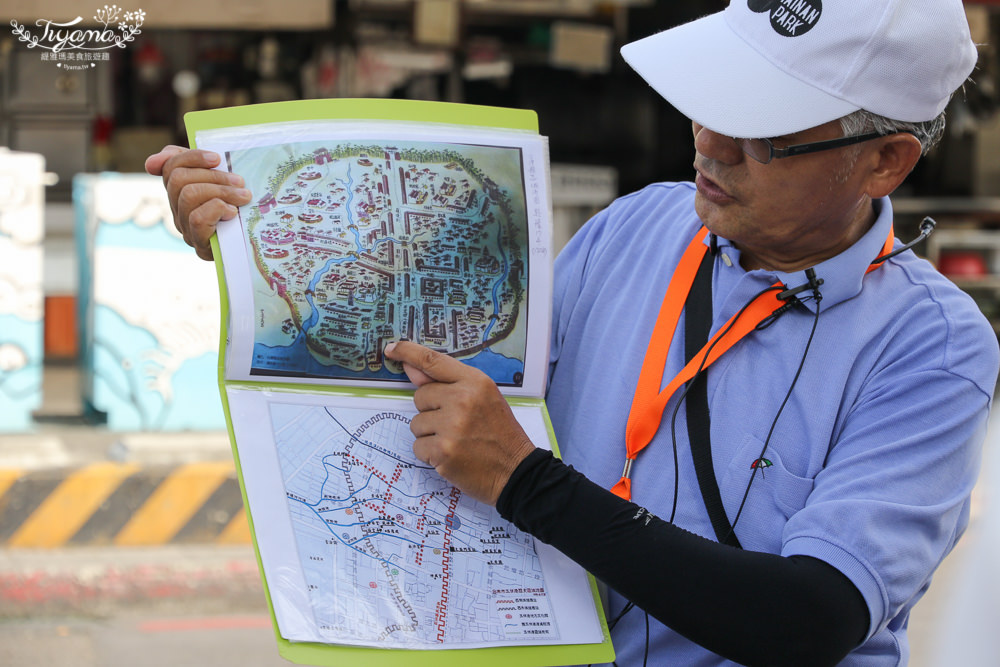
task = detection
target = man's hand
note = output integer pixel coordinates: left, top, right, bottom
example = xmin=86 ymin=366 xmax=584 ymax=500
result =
xmin=144 ymin=146 xmax=252 ymax=260
xmin=384 ymin=340 xmax=537 ymax=506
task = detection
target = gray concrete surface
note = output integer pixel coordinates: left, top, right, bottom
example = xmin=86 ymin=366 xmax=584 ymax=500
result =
xmin=0 ymin=611 xmax=293 ymax=667
xmin=0 ymin=543 xmax=295 ymax=666
xmin=0 ymin=544 xmax=264 ymax=617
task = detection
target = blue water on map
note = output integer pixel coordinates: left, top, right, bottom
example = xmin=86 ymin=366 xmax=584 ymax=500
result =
xmin=252 ymin=343 xmax=525 ymax=386
xmin=252 ymin=340 xmax=403 ymax=381
xmin=483 ymin=222 xmax=511 ymax=343
xmin=301 ymin=255 xmax=353 ymax=336
xmin=461 ymin=348 xmax=524 ymax=386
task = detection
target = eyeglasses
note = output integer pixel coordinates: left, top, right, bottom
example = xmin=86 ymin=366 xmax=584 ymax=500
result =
xmin=735 ymin=132 xmax=886 ymax=164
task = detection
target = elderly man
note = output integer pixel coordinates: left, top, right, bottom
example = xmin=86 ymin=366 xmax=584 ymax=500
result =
xmin=148 ymin=0 xmax=998 ymax=663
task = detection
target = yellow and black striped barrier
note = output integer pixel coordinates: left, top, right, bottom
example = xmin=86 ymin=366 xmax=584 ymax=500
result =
xmin=0 ymin=462 xmax=251 ymax=548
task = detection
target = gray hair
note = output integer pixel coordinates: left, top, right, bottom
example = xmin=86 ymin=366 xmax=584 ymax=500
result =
xmin=838 ymin=109 xmax=947 ymax=156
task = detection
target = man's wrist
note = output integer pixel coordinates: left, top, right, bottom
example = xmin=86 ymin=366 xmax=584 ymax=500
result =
xmin=495 ymin=447 xmax=553 ymax=514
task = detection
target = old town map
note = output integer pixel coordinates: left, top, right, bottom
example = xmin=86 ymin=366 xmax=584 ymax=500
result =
xmin=228 ymin=138 xmax=530 ymax=386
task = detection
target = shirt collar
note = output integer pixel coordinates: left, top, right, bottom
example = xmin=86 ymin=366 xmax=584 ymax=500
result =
xmin=706 ymin=197 xmax=895 ymax=312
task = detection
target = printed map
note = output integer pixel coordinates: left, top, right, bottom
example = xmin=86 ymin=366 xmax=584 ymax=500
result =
xmin=270 ymin=401 xmax=558 ymax=648
xmin=229 ymin=139 xmax=529 ymax=386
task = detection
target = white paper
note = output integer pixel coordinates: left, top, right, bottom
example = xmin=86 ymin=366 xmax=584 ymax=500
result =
xmin=226 ymin=386 xmax=603 ymax=650
xmin=198 ymin=120 xmax=553 ymax=398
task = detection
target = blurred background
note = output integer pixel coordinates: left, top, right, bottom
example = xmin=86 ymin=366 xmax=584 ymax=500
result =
xmin=1 ymin=0 xmax=1000 ymax=665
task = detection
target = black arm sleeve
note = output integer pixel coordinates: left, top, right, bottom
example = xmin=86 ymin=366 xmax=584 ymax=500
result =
xmin=496 ymin=449 xmax=870 ymax=667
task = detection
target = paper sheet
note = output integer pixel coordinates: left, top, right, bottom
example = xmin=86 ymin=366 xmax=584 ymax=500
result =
xmin=226 ymin=386 xmax=604 ymax=650
xmin=197 ymin=120 xmax=552 ymax=398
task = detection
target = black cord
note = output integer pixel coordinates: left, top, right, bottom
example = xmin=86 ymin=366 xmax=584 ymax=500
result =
xmin=870 ymin=216 xmax=936 ymax=265
xmin=608 ymin=600 xmax=635 ymax=631
xmin=643 ymin=611 xmax=650 ymax=667
xmin=726 ymin=288 xmax=823 ymax=542
xmin=666 ymin=283 xmax=785 ymax=523
xmin=608 ymin=282 xmax=784 ymax=661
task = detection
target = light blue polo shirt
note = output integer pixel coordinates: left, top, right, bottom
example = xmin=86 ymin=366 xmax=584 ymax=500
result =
xmin=546 ymin=182 xmax=999 ymax=666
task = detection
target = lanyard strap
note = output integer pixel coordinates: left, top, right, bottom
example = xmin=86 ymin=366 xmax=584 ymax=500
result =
xmin=684 ymin=249 xmax=742 ymax=546
xmin=611 ymin=227 xmax=894 ymax=502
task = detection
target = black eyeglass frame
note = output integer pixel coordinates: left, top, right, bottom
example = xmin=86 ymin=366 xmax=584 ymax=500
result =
xmin=737 ymin=131 xmax=887 ymax=164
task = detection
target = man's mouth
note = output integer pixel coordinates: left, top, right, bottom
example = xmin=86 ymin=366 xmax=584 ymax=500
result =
xmin=694 ymin=169 xmax=735 ymax=204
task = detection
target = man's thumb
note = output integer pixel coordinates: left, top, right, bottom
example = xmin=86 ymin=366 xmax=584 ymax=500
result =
xmin=384 ymin=341 xmax=436 ymax=387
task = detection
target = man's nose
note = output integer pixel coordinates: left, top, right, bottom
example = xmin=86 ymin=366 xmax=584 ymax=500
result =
xmin=692 ymin=122 xmax=745 ymax=165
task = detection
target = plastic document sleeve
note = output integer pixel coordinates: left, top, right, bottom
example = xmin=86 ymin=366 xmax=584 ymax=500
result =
xmin=185 ymin=98 xmax=614 ymax=667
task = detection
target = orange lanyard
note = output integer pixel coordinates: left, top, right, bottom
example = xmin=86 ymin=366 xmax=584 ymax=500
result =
xmin=611 ymin=226 xmax=894 ymax=501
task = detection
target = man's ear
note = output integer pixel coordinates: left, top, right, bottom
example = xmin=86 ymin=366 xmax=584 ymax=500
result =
xmin=864 ymin=133 xmax=923 ymax=199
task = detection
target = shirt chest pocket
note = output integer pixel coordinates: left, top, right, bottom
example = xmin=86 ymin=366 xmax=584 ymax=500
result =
xmin=719 ymin=435 xmax=815 ymax=553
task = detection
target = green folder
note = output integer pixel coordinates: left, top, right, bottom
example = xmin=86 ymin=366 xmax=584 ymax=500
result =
xmin=185 ymin=99 xmax=614 ymax=666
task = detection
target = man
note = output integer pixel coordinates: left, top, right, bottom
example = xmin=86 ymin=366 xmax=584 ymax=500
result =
xmin=148 ymin=0 xmax=998 ymax=663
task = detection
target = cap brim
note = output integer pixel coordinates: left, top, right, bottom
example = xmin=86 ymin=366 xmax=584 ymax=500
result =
xmin=621 ymin=12 xmax=859 ymax=138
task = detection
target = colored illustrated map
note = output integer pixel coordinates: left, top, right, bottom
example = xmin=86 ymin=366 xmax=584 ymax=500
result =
xmin=271 ymin=401 xmax=558 ymax=647
xmin=229 ymin=139 xmax=529 ymax=385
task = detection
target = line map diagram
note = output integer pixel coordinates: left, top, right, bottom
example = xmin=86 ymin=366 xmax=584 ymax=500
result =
xmin=270 ymin=401 xmax=559 ymax=648
xmin=230 ymin=139 xmax=530 ymax=387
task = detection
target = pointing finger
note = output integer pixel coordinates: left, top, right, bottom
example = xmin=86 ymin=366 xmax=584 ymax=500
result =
xmin=384 ymin=341 xmax=468 ymax=385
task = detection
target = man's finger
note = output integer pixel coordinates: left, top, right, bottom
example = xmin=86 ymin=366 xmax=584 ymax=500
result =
xmin=176 ymin=182 xmax=250 ymax=222
xmin=149 ymin=147 xmax=223 ymax=182
xmin=174 ymin=183 xmax=248 ymax=251
xmin=411 ymin=384 xmax=440 ymax=413
xmin=167 ymin=164 xmax=244 ymax=190
xmin=184 ymin=197 xmax=241 ymax=258
xmin=164 ymin=147 xmax=220 ymax=173
xmin=400 ymin=362 xmax=435 ymax=387
xmin=144 ymin=145 xmax=189 ymax=176
xmin=194 ymin=242 xmax=215 ymax=262
xmin=411 ymin=434 xmax=439 ymax=469
xmin=409 ymin=410 xmax=437 ymax=439
xmin=412 ymin=379 xmax=465 ymax=414
xmin=384 ymin=341 xmax=467 ymax=384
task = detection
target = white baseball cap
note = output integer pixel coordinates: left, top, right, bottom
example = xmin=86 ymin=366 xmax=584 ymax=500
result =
xmin=620 ymin=0 xmax=978 ymax=138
